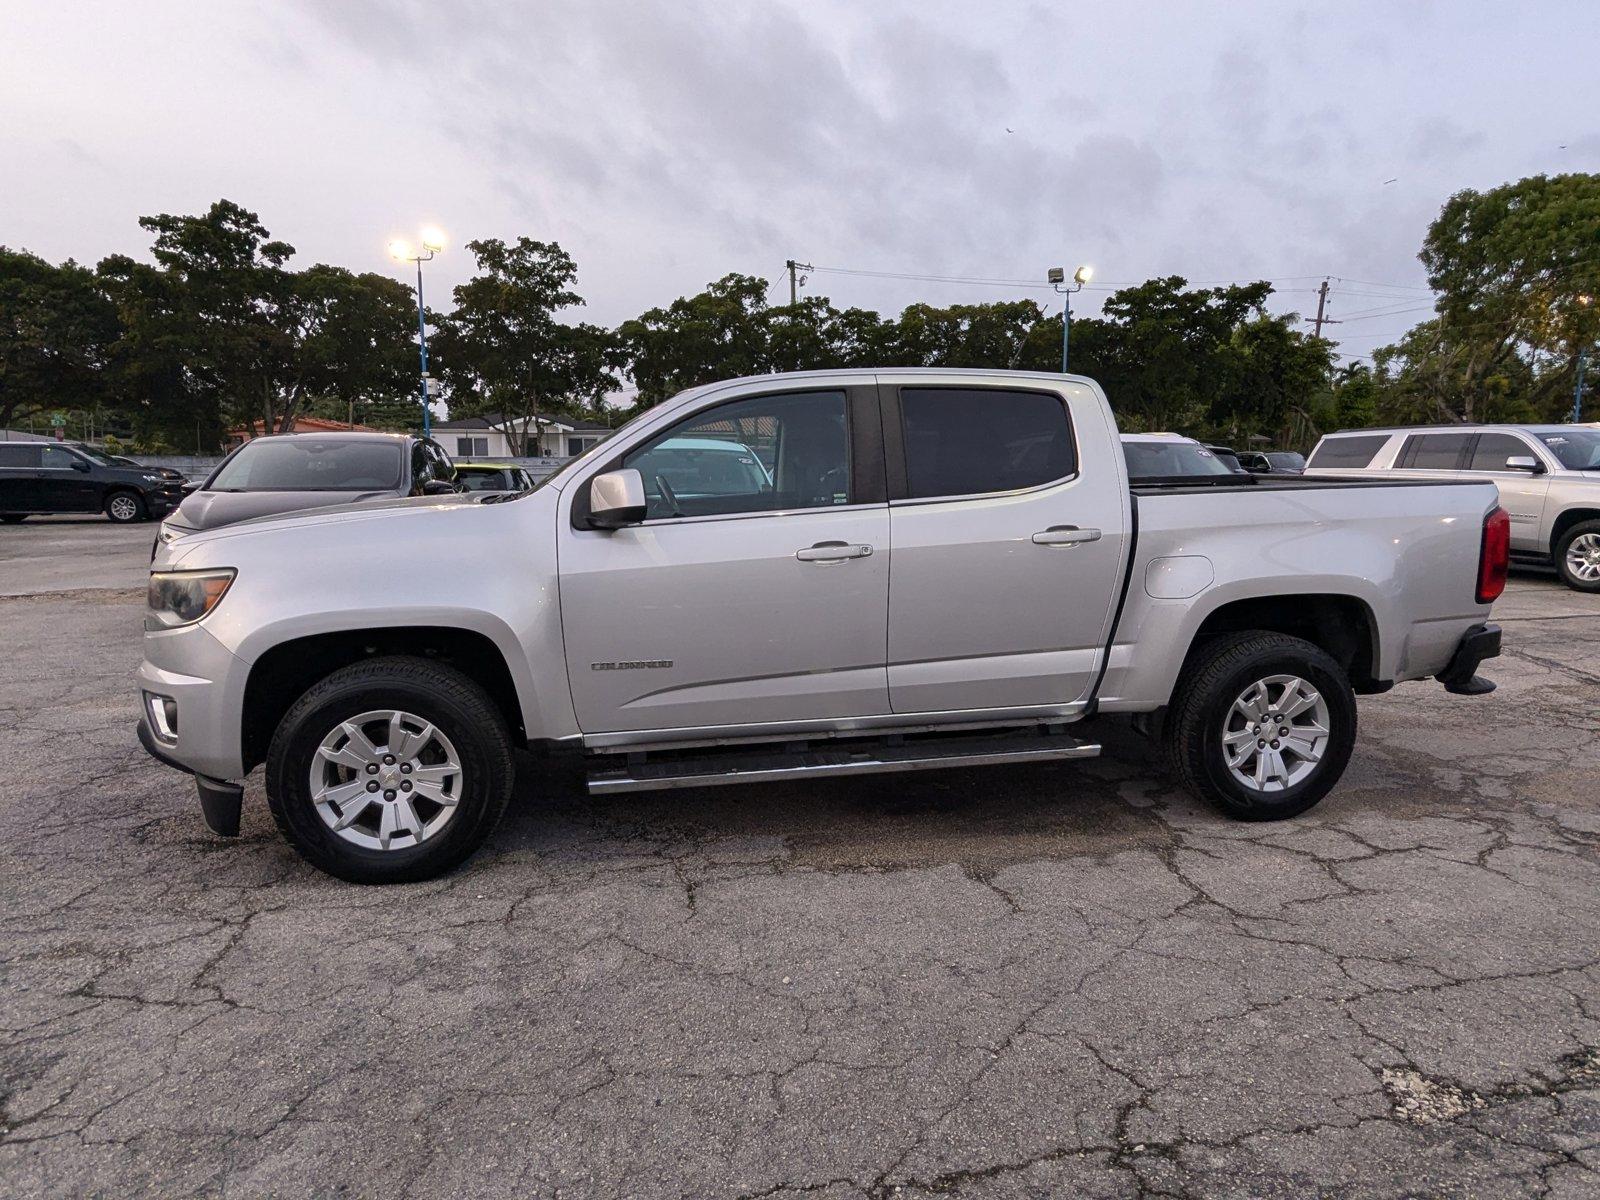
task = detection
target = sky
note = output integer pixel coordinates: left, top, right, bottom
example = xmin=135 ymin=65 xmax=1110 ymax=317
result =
xmin=4 ymin=0 xmax=1598 ymax=374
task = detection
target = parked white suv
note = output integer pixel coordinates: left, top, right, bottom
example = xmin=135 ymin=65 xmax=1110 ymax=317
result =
xmin=1306 ymin=424 xmax=1600 ymax=591
xmin=139 ymin=370 xmax=1507 ymax=882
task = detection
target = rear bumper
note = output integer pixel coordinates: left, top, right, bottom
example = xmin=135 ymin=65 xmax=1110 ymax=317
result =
xmin=1436 ymin=622 xmax=1502 ymax=696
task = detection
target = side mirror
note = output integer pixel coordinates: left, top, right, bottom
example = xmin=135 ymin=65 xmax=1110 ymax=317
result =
xmin=588 ymin=468 xmax=646 ymax=530
xmin=421 ymin=479 xmax=457 ymax=495
xmin=71 ymin=458 xmax=92 ymax=472
xmin=1504 ymin=456 xmax=1545 ymax=474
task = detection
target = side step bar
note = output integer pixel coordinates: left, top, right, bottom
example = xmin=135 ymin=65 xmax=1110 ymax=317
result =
xmin=586 ymin=729 xmax=1101 ymax=795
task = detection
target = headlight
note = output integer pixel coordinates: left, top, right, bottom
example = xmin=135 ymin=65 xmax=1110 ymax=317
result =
xmin=146 ymin=569 xmax=236 ymax=631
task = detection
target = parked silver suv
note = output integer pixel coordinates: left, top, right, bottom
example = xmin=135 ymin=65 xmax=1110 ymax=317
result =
xmin=1306 ymin=424 xmax=1600 ymax=591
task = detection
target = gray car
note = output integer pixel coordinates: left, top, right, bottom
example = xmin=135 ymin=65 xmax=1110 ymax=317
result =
xmin=1306 ymin=424 xmax=1600 ymax=591
xmin=158 ymin=432 xmax=459 ymax=546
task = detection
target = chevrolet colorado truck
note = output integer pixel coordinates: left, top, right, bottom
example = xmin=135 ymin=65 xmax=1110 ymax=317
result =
xmin=137 ymin=370 xmax=1507 ymax=883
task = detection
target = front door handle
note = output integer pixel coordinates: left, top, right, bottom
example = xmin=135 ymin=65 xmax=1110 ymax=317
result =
xmin=1032 ymin=525 xmax=1102 ymax=547
xmin=796 ymin=541 xmax=873 ymax=562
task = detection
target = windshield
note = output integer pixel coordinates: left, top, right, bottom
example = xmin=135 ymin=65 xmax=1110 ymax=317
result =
xmin=1537 ymin=429 xmax=1600 ymax=470
xmin=458 ymin=468 xmax=515 ymax=492
xmin=209 ymin=439 xmax=404 ymax=491
xmin=1122 ymin=440 xmax=1234 ymax=480
xmin=1266 ymin=452 xmax=1306 ymax=470
xmin=71 ymin=446 xmax=122 ymax=468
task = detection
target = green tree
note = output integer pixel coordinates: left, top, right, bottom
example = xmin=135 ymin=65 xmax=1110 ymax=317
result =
xmin=99 ymin=200 xmax=419 ymax=445
xmin=432 ymin=237 xmax=619 ymax=454
xmin=0 ymin=247 xmax=121 ymax=433
xmin=1395 ymin=172 xmax=1600 ymax=420
xmin=617 ymin=273 xmax=773 ymax=406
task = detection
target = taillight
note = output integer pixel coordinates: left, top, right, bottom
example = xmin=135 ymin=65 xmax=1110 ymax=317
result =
xmin=1477 ymin=506 xmax=1510 ymax=604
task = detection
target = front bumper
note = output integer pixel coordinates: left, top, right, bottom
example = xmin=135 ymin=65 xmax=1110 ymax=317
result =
xmin=136 ymin=719 xmax=243 ymax=836
xmin=135 ymin=620 xmax=249 ymax=780
xmin=1436 ymin=622 xmax=1502 ymax=696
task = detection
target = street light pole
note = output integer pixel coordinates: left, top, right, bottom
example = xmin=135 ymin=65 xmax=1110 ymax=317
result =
xmin=1576 ymin=348 xmax=1588 ymax=424
xmin=390 ymin=229 xmax=447 ymax=438
xmin=1047 ymin=265 xmax=1094 ymax=373
xmin=1577 ymin=295 xmax=1595 ymax=424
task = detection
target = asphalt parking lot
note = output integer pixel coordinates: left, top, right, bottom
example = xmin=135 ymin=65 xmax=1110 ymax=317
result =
xmin=2 ymin=517 xmax=1598 ymax=1198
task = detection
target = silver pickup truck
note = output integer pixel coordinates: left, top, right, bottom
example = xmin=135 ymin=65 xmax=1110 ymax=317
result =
xmin=137 ymin=370 xmax=1507 ymax=882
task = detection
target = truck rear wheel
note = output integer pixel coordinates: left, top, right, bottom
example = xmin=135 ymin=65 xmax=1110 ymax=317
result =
xmin=1554 ymin=519 xmax=1600 ymax=592
xmin=265 ymin=656 xmax=515 ymax=883
xmin=1166 ymin=632 xmax=1356 ymax=822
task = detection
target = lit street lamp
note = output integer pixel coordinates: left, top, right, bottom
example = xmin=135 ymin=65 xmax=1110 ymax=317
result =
xmin=1048 ymin=264 xmax=1093 ymax=373
xmin=390 ymin=228 xmax=447 ymax=437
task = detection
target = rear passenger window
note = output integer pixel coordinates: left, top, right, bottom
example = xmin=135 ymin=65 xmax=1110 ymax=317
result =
xmin=1306 ymin=435 xmax=1388 ymax=469
xmin=0 ymin=445 xmax=41 ymax=467
xmin=1468 ymin=434 xmax=1531 ymax=472
xmin=900 ymin=388 xmax=1075 ymax=499
xmin=1400 ymin=432 xmax=1473 ymax=469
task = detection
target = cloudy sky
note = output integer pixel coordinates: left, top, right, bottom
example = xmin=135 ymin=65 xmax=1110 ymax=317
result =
xmin=5 ymin=1 xmax=1597 ymax=368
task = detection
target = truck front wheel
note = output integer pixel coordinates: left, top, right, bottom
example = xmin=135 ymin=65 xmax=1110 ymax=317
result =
xmin=265 ymin=656 xmax=515 ymax=883
xmin=1166 ymin=632 xmax=1357 ymax=821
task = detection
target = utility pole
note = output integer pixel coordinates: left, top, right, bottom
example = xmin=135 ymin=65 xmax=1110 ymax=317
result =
xmin=1311 ymin=278 xmax=1341 ymax=340
xmin=785 ymin=260 xmax=812 ymax=305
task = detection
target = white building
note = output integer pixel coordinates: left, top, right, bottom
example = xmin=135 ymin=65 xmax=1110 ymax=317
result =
xmin=430 ymin=414 xmax=615 ymax=460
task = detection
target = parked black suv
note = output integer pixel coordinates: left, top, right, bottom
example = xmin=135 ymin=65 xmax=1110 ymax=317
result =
xmin=0 ymin=441 xmax=188 ymax=524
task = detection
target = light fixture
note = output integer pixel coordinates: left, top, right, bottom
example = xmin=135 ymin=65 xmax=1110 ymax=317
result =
xmin=1074 ymin=265 xmax=1094 ymax=285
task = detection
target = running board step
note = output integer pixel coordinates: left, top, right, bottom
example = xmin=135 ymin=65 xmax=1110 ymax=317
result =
xmin=586 ymin=730 xmax=1101 ymax=795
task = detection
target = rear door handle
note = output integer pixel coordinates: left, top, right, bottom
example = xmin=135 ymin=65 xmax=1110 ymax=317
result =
xmin=1032 ymin=525 xmax=1102 ymax=547
xmin=796 ymin=541 xmax=874 ymax=562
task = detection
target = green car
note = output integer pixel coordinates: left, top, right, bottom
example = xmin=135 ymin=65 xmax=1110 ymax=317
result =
xmin=453 ymin=462 xmax=536 ymax=494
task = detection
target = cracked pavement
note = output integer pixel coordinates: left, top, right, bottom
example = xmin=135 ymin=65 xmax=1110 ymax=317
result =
xmin=2 ymin=518 xmax=1598 ymax=1198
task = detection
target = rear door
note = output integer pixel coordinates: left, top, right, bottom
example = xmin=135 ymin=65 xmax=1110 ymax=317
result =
xmin=1464 ymin=431 xmax=1550 ymax=554
xmin=558 ymin=384 xmax=890 ymax=734
xmin=881 ymin=380 xmax=1127 ymax=714
xmin=1389 ymin=431 xmax=1473 ymax=480
xmin=0 ymin=443 xmax=42 ymax=511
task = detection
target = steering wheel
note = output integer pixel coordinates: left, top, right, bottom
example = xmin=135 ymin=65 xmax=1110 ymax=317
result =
xmin=653 ymin=474 xmax=682 ymax=517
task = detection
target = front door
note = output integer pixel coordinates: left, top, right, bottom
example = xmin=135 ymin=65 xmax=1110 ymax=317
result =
xmin=38 ymin=445 xmax=99 ymax=511
xmin=882 ymin=381 xmax=1128 ymax=713
xmin=559 ymin=386 xmax=890 ymax=734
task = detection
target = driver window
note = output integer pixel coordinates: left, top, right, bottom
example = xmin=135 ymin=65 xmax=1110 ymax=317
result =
xmin=622 ymin=390 xmax=850 ymax=520
xmin=41 ymin=445 xmax=79 ymax=469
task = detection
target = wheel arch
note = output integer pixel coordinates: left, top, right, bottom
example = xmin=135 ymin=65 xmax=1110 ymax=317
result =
xmin=1182 ymin=592 xmax=1382 ymax=694
xmin=1551 ymin=507 xmax=1600 ymax=554
xmin=240 ymin=624 xmax=530 ymax=774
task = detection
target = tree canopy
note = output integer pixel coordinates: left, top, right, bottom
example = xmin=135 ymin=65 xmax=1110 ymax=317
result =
xmin=6 ymin=173 xmax=1597 ymax=454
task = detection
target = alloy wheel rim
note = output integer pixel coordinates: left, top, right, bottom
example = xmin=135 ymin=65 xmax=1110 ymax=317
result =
xmin=110 ymin=496 xmax=137 ymax=520
xmin=1567 ymin=533 xmax=1600 ymax=583
xmin=310 ymin=709 xmax=464 ymax=851
xmin=1221 ymin=674 xmax=1331 ymax=794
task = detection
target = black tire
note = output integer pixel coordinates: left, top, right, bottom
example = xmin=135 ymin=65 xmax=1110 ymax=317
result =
xmin=1165 ymin=631 xmax=1357 ymax=822
xmin=265 ymin=656 xmax=515 ymax=883
xmin=0 ymin=514 xmax=25 ymax=524
xmin=104 ymin=490 xmax=147 ymax=523
xmin=1553 ymin=519 xmax=1600 ymax=593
